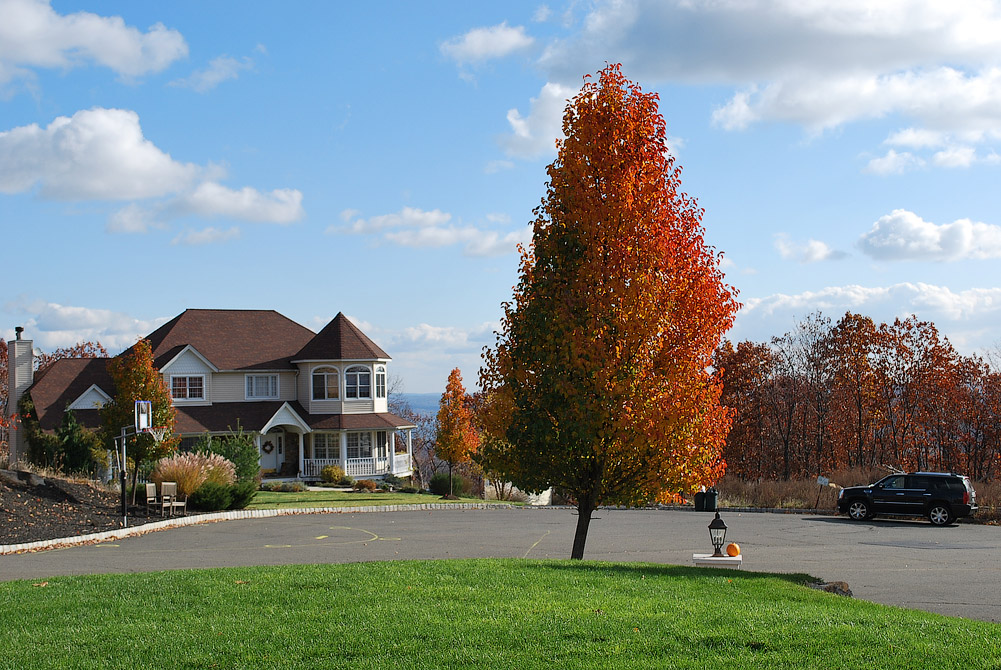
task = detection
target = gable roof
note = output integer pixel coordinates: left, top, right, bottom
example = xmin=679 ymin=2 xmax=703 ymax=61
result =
xmin=29 ymin=358 xmax=113 ymax=431
xmin=144 ymin=309 xmax=316 ymax=370
xmin=293 ymin=312 xmax=390 ymax=361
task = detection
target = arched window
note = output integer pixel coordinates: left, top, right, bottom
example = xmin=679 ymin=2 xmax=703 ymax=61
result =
xmin=375 ymin=365 xmax=387 ymax=399
xmin=312 ymin=366 xmax=339 ymax=400
xmin=345 ymin=365 xmax=371 ymax=399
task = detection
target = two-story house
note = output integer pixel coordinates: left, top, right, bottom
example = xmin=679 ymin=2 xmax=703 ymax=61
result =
xmin=7 ymin=309 xmax=414 ymax=480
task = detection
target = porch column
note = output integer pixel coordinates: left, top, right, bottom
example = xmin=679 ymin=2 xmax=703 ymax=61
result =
xmin=298 ymin=432 xmax=305 ymax=478
xmin=339 ymin=431 xmax=348 ymax=468
xmin=255 ymin=433 xmax=263 ymax=468
xmin=407 ymin=427 xmax=413 ymax=474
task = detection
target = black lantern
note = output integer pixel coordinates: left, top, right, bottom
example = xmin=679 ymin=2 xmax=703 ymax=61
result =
xmin=708 ymin=511 xmax=727 ymax=557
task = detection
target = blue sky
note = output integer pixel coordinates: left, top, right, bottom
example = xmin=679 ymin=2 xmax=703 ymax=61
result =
xmin=3 ymin=1 xmax=1001 ymax=393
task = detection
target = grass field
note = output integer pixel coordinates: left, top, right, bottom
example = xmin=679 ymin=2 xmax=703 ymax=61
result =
xmin=247 ymin=489 xmax=512 ymax=509
xmin=1 ymin=559 xmax=998 ymax=669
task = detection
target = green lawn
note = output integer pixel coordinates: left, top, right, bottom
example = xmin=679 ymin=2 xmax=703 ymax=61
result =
xmin=247 ymin=489 xmax=512 ymax=509
xmin=1 ymin=560 xmax=997 ymax=669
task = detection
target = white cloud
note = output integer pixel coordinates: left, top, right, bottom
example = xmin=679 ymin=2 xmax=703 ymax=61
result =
xmin=533 ymin=1 xmax=1001 ymax=160
xmin=500 ymin=81 xmax=577 ymax=159
xmin=171 ymin=226 xmax=241 ymax=246
xmin=440 ymin=22 xmax=534 ymax=64
xmin=10 ymin=300 xmax=167 ymax=352
xmin=107 ymin=203 xmax=160 ymax=233
xmin=172 ymin=182 xmax=304 ymax=224
xmin=733 ymin=282 xmax=1001 ymax=354
xmin=864 ymin=149 xmax=925 ymax=175
xmin=774 ymin=234 xmax=847 ymax=263
xmin=857 ymin=209 xmax=1001 ymax=261
xmin=170 ymin=55 xmax=254 ymax=92
xmin=335 ymin=207 xmax=529 ymax=256
xmin=0 ymin=0 xmax=187 ymax=87
xmin=0 ymin=108 xmax=198 ymax=199
xmin=533 ymin=5 xmax=552 ymax=23
xmin=932 ymin=145 xmax=977 ymax=168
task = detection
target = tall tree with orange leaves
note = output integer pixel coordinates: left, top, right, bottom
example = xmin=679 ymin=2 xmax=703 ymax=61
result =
xmin=480 ymin=64 xmax=739 ymax=559
xmin=435 ymin=368 xmax=479 ymax=498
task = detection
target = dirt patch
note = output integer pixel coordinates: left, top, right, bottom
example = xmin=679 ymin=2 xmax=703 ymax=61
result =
xmin=0 ymin=470 xmax=172 ymax=546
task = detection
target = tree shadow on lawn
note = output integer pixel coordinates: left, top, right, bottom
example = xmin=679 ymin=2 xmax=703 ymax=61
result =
xmin=536 ymin=560 xmax=818 ymax=587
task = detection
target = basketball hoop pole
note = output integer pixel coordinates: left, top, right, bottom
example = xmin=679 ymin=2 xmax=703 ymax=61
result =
xmin=119 ymin=426 xmax=129 ymax=526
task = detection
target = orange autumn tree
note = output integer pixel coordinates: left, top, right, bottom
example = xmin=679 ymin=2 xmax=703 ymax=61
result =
xmin=435 ymin=368 xmax=479 ymax=498
xmin=101 ymin=338 xmax=179 ymax=501
xmin=480 ymin=64 xmax=739 ymax=560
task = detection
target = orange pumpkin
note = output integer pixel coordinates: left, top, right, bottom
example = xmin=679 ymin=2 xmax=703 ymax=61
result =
xmin=726 ymin=542 xmax=741 ymax=557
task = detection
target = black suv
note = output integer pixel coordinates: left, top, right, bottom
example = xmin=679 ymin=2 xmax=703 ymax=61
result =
xmin=837 ymin=472 xmax=978 ymax=526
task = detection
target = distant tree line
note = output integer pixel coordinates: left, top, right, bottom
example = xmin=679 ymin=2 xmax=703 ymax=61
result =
xmin=715 ymin=312 xmax=1001 ymax=482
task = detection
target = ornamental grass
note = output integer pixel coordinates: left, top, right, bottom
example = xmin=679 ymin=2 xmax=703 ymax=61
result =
xmin=151 ymin=452 xmax=236 ymax=497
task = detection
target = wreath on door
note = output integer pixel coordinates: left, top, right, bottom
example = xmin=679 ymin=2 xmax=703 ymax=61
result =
xmin=262 ymin=440 xmax=275 ymax=454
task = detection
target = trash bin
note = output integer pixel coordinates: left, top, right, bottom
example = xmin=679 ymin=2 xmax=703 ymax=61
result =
xmin=704 ymin=488 xmax=718 ymax=512
xmin=694 ymin=491 xmax=705 ymax=512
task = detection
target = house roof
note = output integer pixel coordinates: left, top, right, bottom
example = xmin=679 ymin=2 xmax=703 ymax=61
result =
xmin=28 ymin=358 xmax=112 ymax=431
xmin=144 ymin=309 xmax=317 ymax=371
xmin=293 ymin=312 xmax=390 ymax=361
xmin=173 ymin=402 xmax=414 ymax=434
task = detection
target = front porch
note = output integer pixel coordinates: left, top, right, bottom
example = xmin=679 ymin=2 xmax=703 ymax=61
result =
xmin=301 ymin=453 xmax=413 ymax=480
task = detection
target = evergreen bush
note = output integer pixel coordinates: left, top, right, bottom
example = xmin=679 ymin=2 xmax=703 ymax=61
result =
xmin=189 ymin=481 xmax=233 ymax=511
xmin=429 ymin=472 xmax=467 ymax=497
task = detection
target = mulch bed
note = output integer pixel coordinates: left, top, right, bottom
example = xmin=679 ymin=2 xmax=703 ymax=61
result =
xmin=0 ymin=470 xmax=172 ymax=546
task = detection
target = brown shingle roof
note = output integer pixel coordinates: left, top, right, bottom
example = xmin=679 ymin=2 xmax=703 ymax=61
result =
xmin=145 ymin=309 xmax=316 ymax=370
xmin=173 ymin=402 xmax=414 ymax=434
xmin=293 ymin=312 xmax=390 ymax=361
xmin=29 ymin=358 xmax=112 ymax=431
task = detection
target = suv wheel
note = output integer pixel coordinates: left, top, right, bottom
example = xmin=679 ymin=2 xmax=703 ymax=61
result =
xmin=928 ymin=504 xmax=953 ymax=526
xmin=848 ymin=500 xmax=870 ymax=521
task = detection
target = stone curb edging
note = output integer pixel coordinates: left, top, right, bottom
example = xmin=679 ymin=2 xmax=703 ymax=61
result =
xmin=0 ymin=502 xmax=553 ymax=556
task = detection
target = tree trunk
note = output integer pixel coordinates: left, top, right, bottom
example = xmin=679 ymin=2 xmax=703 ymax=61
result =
xmin=571 ymin=494 xmax=597 ymax=560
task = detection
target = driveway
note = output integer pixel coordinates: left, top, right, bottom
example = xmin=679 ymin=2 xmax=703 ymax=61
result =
xmin=1 ymin=507 xmax=997 ymax=623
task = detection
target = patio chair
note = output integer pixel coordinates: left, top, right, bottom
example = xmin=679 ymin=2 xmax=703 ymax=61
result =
xmin=170 ymin=490 xmax=187 ymax=516
xmin=144 ymin=483 xmax=158 ymax=515
xmin=160 ymin=482 xmax=176 ymax=517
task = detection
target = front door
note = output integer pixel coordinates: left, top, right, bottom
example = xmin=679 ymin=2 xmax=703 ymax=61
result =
xmin=261 ymin=430 xmax=285 ymax=473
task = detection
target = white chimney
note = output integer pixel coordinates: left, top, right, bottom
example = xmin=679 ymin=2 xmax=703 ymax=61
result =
xmin=7 ymin=328 xmax=34 ymax=466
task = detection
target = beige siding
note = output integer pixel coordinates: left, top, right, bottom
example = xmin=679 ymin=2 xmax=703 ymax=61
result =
xmin=212 ymin=371 xmax=297 ymax=402
xmin=164 ymin=350 xmax=213 ymax=406
xmin=342 ymin=399 xmax=374 ymax=414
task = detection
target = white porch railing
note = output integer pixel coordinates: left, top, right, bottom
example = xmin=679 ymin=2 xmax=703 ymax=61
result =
xmin=301 ymin=454 xmax=413 ymax=479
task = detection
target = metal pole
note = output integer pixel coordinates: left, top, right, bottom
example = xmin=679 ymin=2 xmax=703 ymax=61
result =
xmin=120 ymin=427 xmax=128 ymax=527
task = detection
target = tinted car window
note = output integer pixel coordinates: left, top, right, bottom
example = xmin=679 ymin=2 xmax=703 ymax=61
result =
xmin=882 ymin=476 xmax=906 ymax=489
xmin=908 ymin=476 xmax=931 ymax=489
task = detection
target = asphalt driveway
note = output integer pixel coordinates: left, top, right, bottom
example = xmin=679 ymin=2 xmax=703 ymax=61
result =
xmin=1 ymin=507 xmax=997 ymax=623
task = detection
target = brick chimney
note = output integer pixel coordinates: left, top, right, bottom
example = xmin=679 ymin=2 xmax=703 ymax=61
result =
xmin=7 ymin=327 xmax=34 ymax=466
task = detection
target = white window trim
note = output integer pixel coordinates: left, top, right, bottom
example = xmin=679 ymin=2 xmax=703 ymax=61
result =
xmin=347 ymin=431 xmax=373 ymax=459
xmin=375 ymin=365 xmax=387 ymax=399
xmin=345 ymin=365 xmax=372 ymax=400
xmin=246 ymin=373 xmax=280 ymax=400
xmin=170 ymin=374 xmax=206 ymax=402
xmin=312 ymin=431 xmax=339 ymax=460
xmin=311 ymin=365 xmax=340 ymax=401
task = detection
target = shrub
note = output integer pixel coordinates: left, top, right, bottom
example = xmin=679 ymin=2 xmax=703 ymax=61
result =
xmin=228 ymin=479 xmax=258 ymax=509
xmin=189 ymin=481 xmax=233 ymax=511
xmin=339 ymin=475 xmax=355 ymax=488
xmin=260 ymin=480 xmax=307 ymax=493
xmin=321 ymin=465 xmax=346 ymax=484
xmin=195 ymin=427 xmax=261 ymax=483
xmin=354 ymin=479 xmax=378 ymax=492
xmin=382 ymin=473 xmax=404 ymax=489
xmin=152 ymin=452 xmax=236 ymax=498
xmin=400 ymin=486 xmax=420 ymax=494
xmin=429 ymin=472 xmax=467 ymax=497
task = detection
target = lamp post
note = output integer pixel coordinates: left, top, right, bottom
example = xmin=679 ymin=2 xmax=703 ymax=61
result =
xmin=708 ymin=511 xmax=727 ymax=557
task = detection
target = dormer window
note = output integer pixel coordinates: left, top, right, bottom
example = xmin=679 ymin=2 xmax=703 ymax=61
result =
xmin=312 ymin=366 xmax=339 ymax=400
xmin=375 ymin=365 xmax=387 ymax=399
xmin=171 ymin=375 xmax=204 ymax=400
xmin=345 ymin=366 xmax=371 ymax=399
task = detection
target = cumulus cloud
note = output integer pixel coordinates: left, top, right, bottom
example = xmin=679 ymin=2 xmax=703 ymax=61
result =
xmin=9 ymin=300 xmax=167 ymax=352
xmin=857 ymin=209 xmax=1001 ymax=261
xmin=733 ymin=282 xmax=1001 ymax=353
xmin=500 ymin=81 xmax=577 ymax=159
xmin=0 ymin=0 xmax=187 ymax=88
xmin=774 ymin=234 xmax=848 ymax=263
xmin=334 ymin=207 xmax=530 ymax=257
xmin=0 ymin=108 xmax=198 ymax=199
xmin=171 ymin=226 xmax=241 ymax=246
xmin=526 ymin=1 xmax=1001 ymax=163
xmin=170 ymin=55 xmax=254 ymax=92
xmin=864 ymin=149 xmax=926 ymax=175
xmin=440 ymin=22 xmax=534 ymax=64
xmin=171 ymin=182 xmax=304 ymax=224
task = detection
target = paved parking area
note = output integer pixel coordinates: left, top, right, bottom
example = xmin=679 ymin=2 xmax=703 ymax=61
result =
xmin=1 ymin=507 xmax=997 ymax=622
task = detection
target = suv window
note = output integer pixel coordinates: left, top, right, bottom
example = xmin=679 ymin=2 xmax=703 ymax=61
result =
xmin=908 ymin=476 xmax=931 ymax=489
xmin=881 ymin=475 xmax=906 ymax=489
